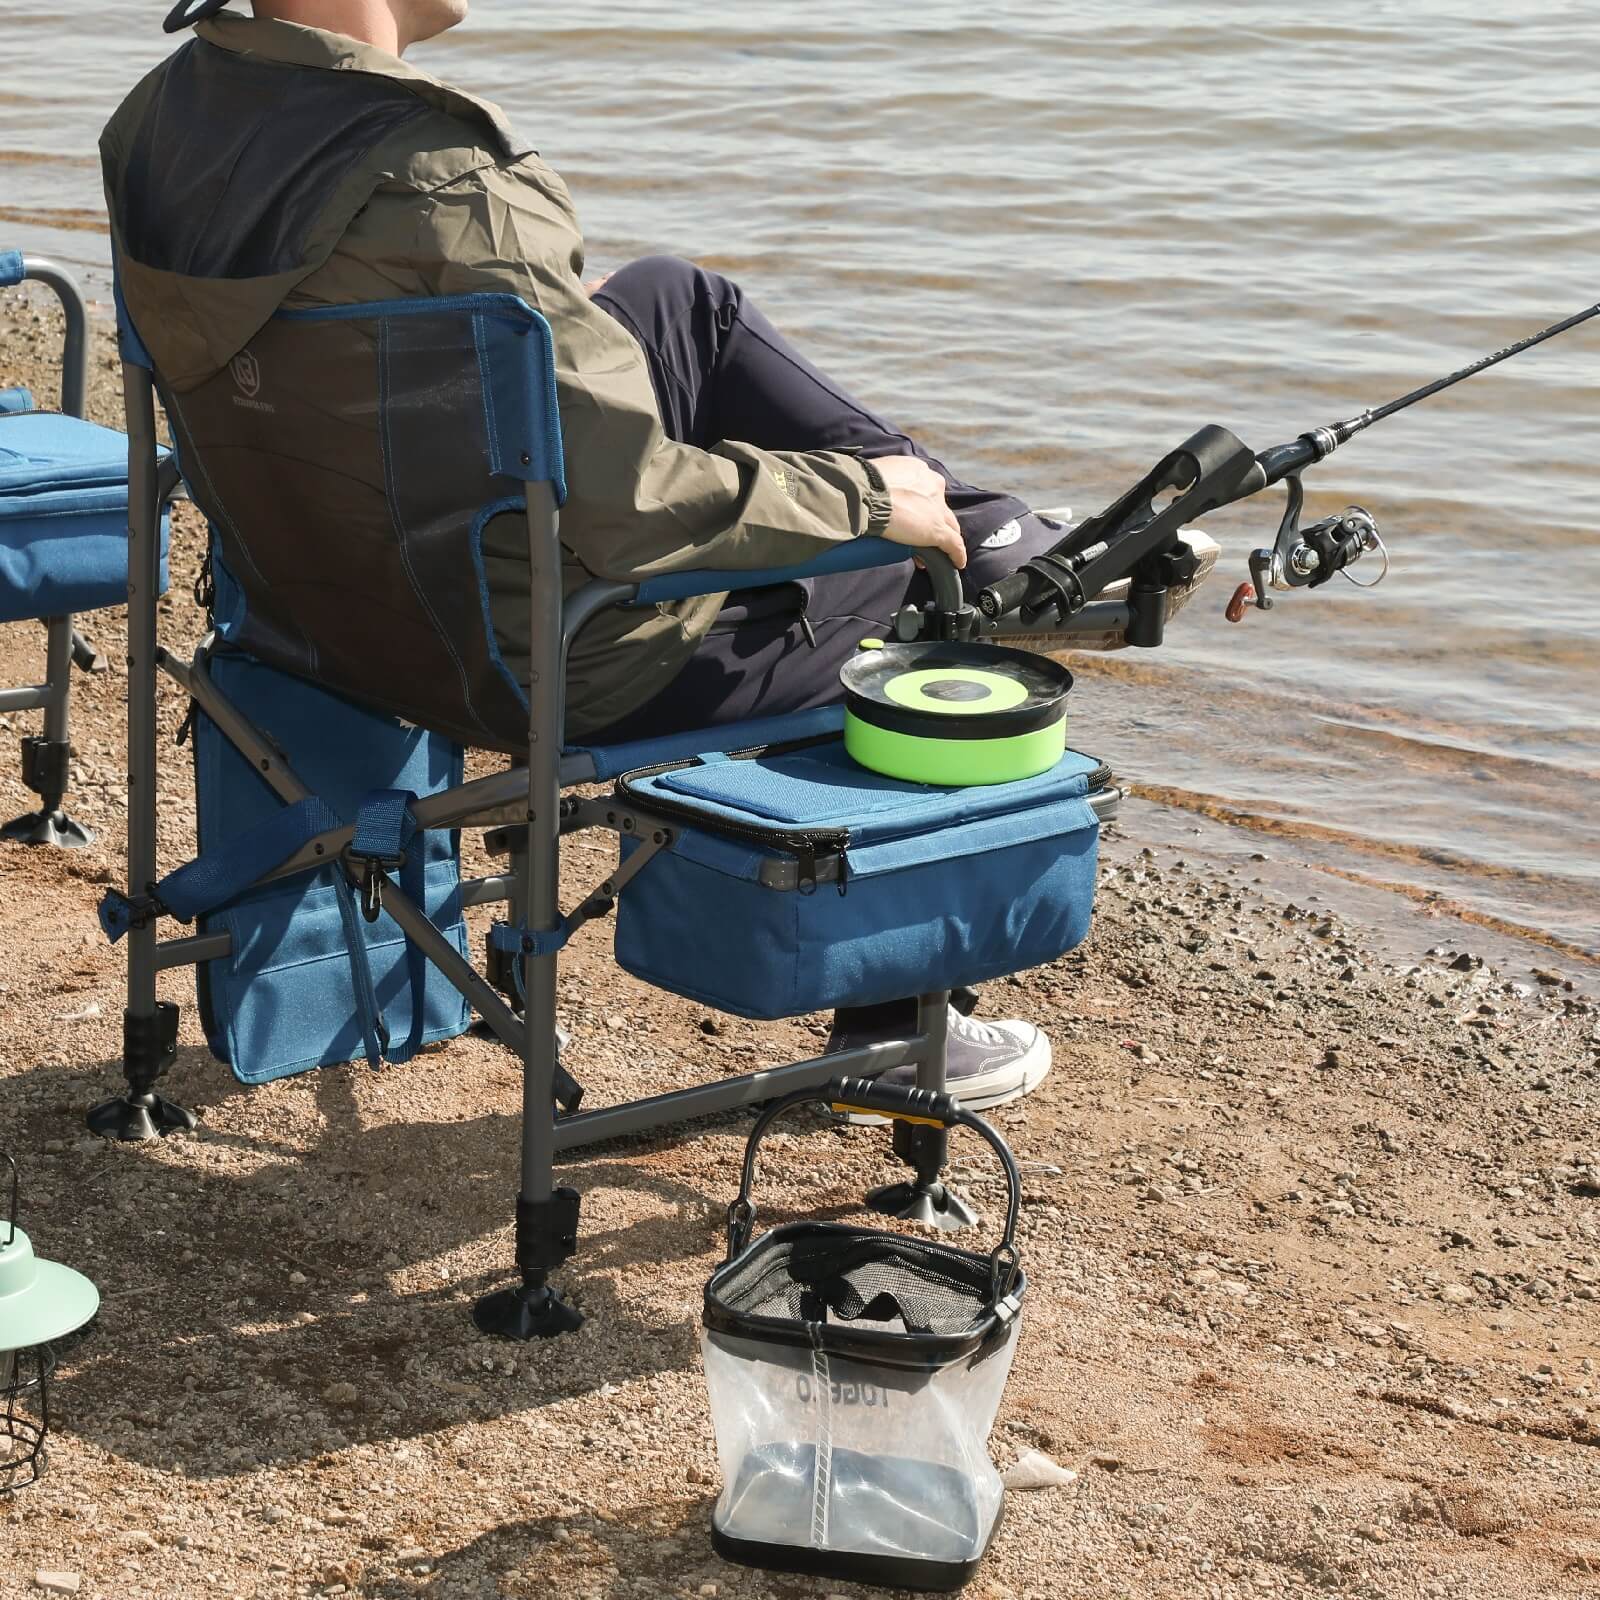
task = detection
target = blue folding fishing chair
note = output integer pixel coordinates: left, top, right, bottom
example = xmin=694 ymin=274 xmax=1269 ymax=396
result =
xmin=94 ymin=288 xmax=1115 ymax=1339
xmin=0 ymin=249 xmax=168 ymax=846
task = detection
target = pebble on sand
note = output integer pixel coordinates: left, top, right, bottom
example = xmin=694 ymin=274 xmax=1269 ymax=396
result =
xmin=34 ymin=1576 xmax=81 ymax=1596
xmin=1002 ymin=1448 xmax=1079 ymax=1491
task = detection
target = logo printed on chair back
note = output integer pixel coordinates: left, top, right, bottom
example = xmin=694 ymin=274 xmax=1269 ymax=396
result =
xmin=229 ymin=349 xmax=273 ymax=414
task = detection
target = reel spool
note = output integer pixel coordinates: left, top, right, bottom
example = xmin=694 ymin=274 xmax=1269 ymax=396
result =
xmin=840 ymin=640 xmax=1072 ymax=786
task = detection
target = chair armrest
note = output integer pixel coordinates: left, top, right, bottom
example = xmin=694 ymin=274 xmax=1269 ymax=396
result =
xmin=629 ymin=536 xmax=912 ymax=606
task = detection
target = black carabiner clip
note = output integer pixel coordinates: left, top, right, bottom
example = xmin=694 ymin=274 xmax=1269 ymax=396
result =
xmin=348 ymin=853 xmax=403 ymax=924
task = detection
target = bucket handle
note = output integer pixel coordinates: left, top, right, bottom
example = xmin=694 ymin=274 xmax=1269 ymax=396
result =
xmin=1 ymin=1152 xmax=16 ymax=1248
xmin=725 ymin=1077 xmax=1023 ymax=1299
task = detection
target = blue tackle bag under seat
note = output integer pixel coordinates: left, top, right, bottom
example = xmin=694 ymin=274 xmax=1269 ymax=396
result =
xmin=613 ymin=739 xmax=1110 ymax=1020
xmin=192 ymin=648 xmax=472 ymax=1084
xmin=0 ymin=410 xmax=170 ymax=622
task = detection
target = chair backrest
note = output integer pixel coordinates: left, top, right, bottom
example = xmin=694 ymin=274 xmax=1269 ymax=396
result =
xmin=125 ymin=292 xmax=565 ymax=752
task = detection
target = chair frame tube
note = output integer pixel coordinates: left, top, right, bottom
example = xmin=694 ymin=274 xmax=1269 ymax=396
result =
xmin=0 ymin=256 xmax=99 ymax=848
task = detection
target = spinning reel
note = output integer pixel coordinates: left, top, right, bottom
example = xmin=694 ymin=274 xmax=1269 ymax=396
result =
xmin=1227 ymin=471 xmax=1388 ymax=623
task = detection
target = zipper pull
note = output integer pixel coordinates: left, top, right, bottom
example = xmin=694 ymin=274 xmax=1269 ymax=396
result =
xmin=799 ymin=613 xmax=818 ymax=650
xmin=836 ymin=848 xmax=849 ymax=897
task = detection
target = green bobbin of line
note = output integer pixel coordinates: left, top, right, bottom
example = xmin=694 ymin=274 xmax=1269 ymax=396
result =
xmin=840 ymin=639 xmax=1075 ymax=787
xmin=844 ymin=716 xmax=1068 ymax=787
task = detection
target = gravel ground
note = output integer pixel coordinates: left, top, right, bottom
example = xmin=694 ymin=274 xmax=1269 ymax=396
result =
xmin=3 ymin=295 xmax=1600 ymax=1600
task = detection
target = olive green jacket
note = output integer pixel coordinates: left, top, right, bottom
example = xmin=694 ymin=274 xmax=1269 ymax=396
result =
xmin=100 ymin=13 xmax=891 ymax=736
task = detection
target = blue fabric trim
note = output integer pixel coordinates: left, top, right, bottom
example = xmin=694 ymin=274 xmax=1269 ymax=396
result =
xmin=469 ymin=496 xmax=532 ymax=717
xmin=490 ymin=920 xmax=572 ymax=960
xmin=113 ymin=272 xmax=154 ymax=370
xmin=630 ymin=537 xmax=910 ymax=606
xmin=275 ymin=293 xmax=566 ymax=500
xmin=569 ymin=704 xmax=846 ymax=783
xmin=276 ymin=291 xmax=540 ymax=325
xmin=0 ymin=251 xmax=22 ymax=289
xmin=0 ymin=387 xmax=33 ymax=414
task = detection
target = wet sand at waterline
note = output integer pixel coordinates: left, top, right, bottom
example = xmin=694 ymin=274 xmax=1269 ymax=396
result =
xmin=3 ymin=0 xmax=1597 ymax=958
xmin=2 ymin=308 xmax=1600 ymax=1599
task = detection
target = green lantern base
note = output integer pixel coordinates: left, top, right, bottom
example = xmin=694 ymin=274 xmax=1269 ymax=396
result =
xmin=844 ymin=714 xmax=1067 ymax=787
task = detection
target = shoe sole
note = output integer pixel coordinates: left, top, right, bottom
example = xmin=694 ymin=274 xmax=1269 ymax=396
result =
xmin=844 ymin=1051 xmax=1052 ymax=1124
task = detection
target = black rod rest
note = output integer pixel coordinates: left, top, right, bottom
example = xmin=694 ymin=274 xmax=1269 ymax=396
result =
xmin=87 ymin=1001 xmax=197 ymax=1141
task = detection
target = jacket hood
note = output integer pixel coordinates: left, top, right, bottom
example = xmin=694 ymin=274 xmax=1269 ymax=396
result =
xmin=100 ymin=15 xmax=529 ymax=390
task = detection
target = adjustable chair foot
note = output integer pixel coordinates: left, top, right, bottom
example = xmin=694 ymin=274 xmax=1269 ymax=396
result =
xmin=88 ymin=1004 xmax=188 ymax=1139
xmin=864 ymin=1115 xmax=979 ymax=1232
xmin=1 ymin=808 xmax=92 ymax=848
xmin=865 ymin=1178 xmax=979 ymax=1232
xmin=86 ymin=1090 xmax=198 ymax=1142
xmin=472 ymin=1278 xmax=584 ymax=1341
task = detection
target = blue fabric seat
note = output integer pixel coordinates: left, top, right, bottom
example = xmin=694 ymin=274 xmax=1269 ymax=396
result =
xmin=0 ymin=410 xmax=169 ymax=623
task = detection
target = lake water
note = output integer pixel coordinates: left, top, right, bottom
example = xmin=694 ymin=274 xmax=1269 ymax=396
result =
xmin=3 ymin=1 xmax=1596 ymax=956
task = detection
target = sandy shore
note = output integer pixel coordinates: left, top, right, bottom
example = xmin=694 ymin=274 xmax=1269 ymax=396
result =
xmin=3 ymin=294 xmax=1599 ymax=1600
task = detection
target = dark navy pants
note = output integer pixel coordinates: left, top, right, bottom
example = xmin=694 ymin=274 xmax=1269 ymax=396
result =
xmin=589 ymin=255 xmax=1064 ymax=741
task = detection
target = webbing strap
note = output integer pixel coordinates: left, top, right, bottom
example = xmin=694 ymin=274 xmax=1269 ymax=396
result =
xmin=348 ymin=788 xmax=426 ymax=1066
xmin=98 ymin=796 xmax=344 ymax=943
xmin=332 ymin=873 xmax=387 ymax=1069
xmin=349 ymin=788 xmax=417 ymax=863
xmin=489 ymin=919 xmax=572 ymax=1009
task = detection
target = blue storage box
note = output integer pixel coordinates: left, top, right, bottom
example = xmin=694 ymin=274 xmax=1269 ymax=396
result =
xmin=193 ymin=647 xmax=472 ymax=1084
xmin=614 ymin=740 xmax=1108 ymax=1020
xmin=0 ymin=410 xmax=169 ymax=622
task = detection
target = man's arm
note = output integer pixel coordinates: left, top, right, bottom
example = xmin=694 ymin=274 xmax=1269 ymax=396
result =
xmin=406 ymin=155 xmax=912 ymax=583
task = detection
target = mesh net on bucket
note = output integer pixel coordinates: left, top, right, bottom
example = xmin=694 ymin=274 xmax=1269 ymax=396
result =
xmin=712 ymin=1228 xmax=994 ymax=1337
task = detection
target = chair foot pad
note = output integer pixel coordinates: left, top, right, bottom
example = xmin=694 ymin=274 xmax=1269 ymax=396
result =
xmin=1 ymin=809 xmax=92 ymax=848
xmin=472 ymin=1282 xmax=584 ymax=1341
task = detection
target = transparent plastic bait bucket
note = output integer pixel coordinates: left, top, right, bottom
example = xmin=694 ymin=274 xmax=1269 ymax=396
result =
xmin=701 ymin=1078 xmax=1026 ymax=1593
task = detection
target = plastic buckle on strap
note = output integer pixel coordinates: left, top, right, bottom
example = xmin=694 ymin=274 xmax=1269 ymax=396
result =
xmin=98 ymin=888 xmax=164 ymax=945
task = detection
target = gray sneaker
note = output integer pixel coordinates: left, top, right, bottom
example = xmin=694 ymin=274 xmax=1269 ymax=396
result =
xmin=828 ymin=1005 xmax=1052 ymax=1122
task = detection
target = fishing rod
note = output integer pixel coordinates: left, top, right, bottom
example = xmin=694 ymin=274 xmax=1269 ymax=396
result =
xmin=968 ymin=299 xmax=1600 ymax=641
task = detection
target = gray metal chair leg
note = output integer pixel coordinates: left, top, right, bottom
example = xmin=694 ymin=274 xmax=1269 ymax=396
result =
xmin=865 ymin=990 xmax=979 ymax=1231
xmin=473 ymin=479 xmax=582 ymax=1340
xmin=2 ymin=615 xmax=92 ymax=848
xmin=87 ymin=365 xmax=195 ymax=1142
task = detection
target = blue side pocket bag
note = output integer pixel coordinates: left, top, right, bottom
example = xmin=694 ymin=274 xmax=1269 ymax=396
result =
xmin=193 ymin=649 xmax=472 ymax=1083
xmin=614 ymin=740 xmax=1108 ymax=1020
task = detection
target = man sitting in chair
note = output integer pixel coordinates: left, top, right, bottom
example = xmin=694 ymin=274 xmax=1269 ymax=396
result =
xmin=103 ymin=0 xmax=1118 ymax=1109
